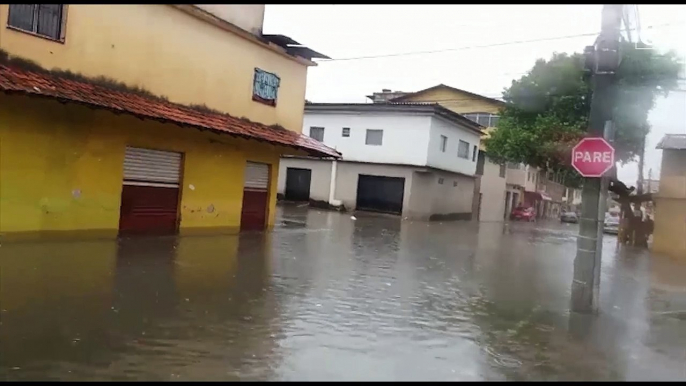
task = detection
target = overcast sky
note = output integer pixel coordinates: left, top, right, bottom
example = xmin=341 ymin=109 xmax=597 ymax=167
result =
xmin=264 ymin=5 xmax=686 ymax=185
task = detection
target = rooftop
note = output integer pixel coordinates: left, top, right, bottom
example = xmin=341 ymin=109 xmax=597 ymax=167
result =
xmin=656 ymin=134 xmax=686 ymax=150
xmin=0 ymin=65 xmax=340 ymax=158
xmin=389 ymin=84 xmax=506 ymax=107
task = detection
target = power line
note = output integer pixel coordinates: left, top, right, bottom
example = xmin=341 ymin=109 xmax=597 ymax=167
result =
xmin=385 ymin=87 xmax=686 ymax=105
xmin=317 ymin=20 xmax=685 ymax=62
xmin=377 ymin=84 xmax=686 ymax=105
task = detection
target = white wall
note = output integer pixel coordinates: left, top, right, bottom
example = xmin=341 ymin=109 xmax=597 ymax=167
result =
xmin=479 ymin=159 xmax=507 ymax=222
xmin=195 ymin=5 xmax=265 ymax=35
xmin=524 ymin=165 xmax=539 ymax=192
xmin=334 ymin=162 xmax=416 ymax=216
xmin=277 ymin=157 xmax=333 ymax=202
xmin=427 ymin=116 xmax=480 ymax=176
xmin=303 ymin=112 xmax=431 ymax=166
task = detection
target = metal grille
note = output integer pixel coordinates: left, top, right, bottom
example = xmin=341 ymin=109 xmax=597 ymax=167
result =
xmin=123 ymin=147 xmax=182 ymax=187
xmin=8 ymin=4 xmax=63 ymax=40
xmin=244 ymin=162 xmax=269 ymax=191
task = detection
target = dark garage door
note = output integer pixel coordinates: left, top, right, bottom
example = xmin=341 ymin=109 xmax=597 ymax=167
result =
xmin=356 ymin=174 xmax=405 ymax=215
xmin=284 ymin=168 xmax=312 ymax=202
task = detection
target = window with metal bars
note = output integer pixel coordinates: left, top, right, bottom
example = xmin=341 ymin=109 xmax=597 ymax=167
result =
xmin=8 ymin=4 xmax=65 ymax=41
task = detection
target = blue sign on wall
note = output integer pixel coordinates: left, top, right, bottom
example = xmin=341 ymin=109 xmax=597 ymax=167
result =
xmin=253 ymin=68 xmax=280 ymax=105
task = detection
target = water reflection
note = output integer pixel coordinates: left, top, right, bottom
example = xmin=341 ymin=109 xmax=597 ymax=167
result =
xmin=0 ymin=207 xmax=685 ymax=381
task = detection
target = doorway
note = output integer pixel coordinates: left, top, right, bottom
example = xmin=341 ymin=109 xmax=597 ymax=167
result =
xmin=118 ymin=146 xmax=182 ymax=235
xmin=240 ymin=162 xmax=270 ymax=231
xmin=284 ymin=167 xmax=312 ymax=202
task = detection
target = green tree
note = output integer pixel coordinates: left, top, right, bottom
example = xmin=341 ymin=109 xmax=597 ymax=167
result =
xmin=484 ymin=43 xmax=682 ymax=188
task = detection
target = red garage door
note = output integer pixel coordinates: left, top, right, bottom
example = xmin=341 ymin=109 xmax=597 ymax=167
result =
xmin=118 ymin=147 xmax=182 ymax=235
xmin=240 ymin=162 xmax=270 ymax=232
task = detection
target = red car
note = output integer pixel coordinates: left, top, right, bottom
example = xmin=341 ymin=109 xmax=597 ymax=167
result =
xmin=511 ymin=206 xmax=536 ymax=222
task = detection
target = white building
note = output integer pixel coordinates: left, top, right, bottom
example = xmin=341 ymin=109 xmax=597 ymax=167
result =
xmin=277 ymin=103 xmax=484 ymax=220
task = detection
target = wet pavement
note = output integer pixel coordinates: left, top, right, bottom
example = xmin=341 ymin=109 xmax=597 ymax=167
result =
xmin=1 ymin=206 xmax=685 ymax=381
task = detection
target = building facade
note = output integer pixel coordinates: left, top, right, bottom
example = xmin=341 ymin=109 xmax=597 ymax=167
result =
xmin=0 ymin=4 xmax=338 ymax=239
xmin=388 ymin=84 xmax=510 ymax=222
xmin=505 ymin=163 xmax=538 ymax=216
xmin=652 ymin=134 xmax=686 ymax=260
xmin=277 ymin=103 xmax=483 ymax=220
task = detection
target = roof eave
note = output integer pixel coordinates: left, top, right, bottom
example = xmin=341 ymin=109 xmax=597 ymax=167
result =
xmin=304 ymin=103 xmax=484 ymax=135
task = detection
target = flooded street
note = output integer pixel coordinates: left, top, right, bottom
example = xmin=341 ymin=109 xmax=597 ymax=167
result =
xmin=1 ymin=206 xmax=685 ymax=381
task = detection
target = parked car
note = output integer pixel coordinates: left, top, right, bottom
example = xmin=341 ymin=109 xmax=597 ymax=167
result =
xmin=603 ymin=212 xmax=620 ymax=235
xmin=560 ymin=211 xmax=579 ymax=223
xmin=511 ymin=206 xmax=536 ymax=222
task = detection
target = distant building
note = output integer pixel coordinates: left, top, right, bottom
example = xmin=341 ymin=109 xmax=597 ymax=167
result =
xmin=277 ymin=103 xmax=483 ymax=220
xmin=387 ymin=84 xmax=512 ymax=222
xmin=652 ymin=134 xmax=686 ymax=260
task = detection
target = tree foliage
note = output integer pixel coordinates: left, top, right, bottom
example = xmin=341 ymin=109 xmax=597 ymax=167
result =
xmin=484 ymin=43 xmax=682 ymax=187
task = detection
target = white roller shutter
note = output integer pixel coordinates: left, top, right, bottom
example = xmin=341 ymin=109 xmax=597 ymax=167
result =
xmin=123 ymin=146 xmax=182 ymax=187
xmin=244 ymin=162 xmax=269 ymax=191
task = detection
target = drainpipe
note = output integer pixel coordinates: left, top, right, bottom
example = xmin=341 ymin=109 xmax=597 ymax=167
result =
xmin=328 ymin=159 xmax=339 ymax=206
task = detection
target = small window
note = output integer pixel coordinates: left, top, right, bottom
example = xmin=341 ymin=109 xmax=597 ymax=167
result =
xmin=463 ymin=113 xmax=478 ymax=124
xmin=490 ymin=115 xmax=500 ymax=127
xmin=309 ymin=127 xmax=325 ymax=142
xmin=472 ymin=145 xmax=478 ymax=162
xmin=8 ymin=4 xmax=65 ymax=41
xmin=438 ymin=178 xmax=444 ymax=185
xmin=440 ymin=135 xmax=448 ymax=152
xmin=342 ymin=127 xmax=350 ymax=137
xmin=453 ymin=181 xmax=458 ymax=187
xmin=477 ymin=114 xmax=491 ymax=127
xmin=365 ymin=129 xmax=383 ymax=146
xmin=499 ymin=163 xmax=506 ymax=178
xmin=457 ymin=140 xmax=470 ymax=159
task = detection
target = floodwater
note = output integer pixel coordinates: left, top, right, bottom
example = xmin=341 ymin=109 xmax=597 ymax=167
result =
xmin=1 ymin=206 xmax=685 ymax=381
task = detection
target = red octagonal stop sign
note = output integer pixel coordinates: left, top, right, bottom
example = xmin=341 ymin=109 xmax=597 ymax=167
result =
xmin=571 ymin=137 xmax=615 ymax=177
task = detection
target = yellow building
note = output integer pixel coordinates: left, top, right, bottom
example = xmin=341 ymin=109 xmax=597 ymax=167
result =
xmin=0 ymin=4 xmax=339 ymax=239
xmin=652 ymin=134 xmax=686 ymax=260
xmin=388 ymin=85 xmax=517 ymax=222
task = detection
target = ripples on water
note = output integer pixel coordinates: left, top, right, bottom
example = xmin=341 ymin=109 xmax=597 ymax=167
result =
xmin=1 ymin=207 xmax=685 ymax=381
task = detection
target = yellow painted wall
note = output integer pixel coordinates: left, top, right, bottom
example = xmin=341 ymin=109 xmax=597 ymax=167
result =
xmin=652 ymin=150 xmax=686 ymax=260
xmin=0 ymin=94 xmax=291 ymax=237
xmin=652 ymin=198 xmax=686 ymax=260
xmin=401 ymin=87 xmax=502 ymax=115
xmin=0 ymin=4 xmax=309 ymax=133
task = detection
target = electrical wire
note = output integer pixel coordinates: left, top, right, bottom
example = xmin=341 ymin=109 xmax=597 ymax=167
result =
xmin=386 ymin=86 xmax=686 ymax=105
xmin=317 ymin=20 xmax=685 ymax=63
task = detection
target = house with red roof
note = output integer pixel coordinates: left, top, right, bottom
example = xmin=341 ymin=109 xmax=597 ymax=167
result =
xmin=0 ymin=4 xmax=338 ymax=237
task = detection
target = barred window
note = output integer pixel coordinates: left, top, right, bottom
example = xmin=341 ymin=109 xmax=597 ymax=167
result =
xmin=463 ymin=112 xmax=500 ymax=127
xmin=8 ymin=4 xmax=65 ymax=41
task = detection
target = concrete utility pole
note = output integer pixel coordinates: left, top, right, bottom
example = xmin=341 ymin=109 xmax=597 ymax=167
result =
xmin=571 ymin=4 xmax=624 ymax=314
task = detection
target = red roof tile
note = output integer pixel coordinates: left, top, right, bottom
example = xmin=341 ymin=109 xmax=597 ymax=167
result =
xmin=0 ymin=65 xmax=340 ymax=158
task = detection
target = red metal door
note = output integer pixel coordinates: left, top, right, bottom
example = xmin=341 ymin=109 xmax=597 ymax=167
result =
xmin=240 ymin=190 xmax=269 ymax=231
xmin=240 ymin=162 xmax=270 ymax=231
xmin=118 ymin=185 xmax=180 ymax=235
